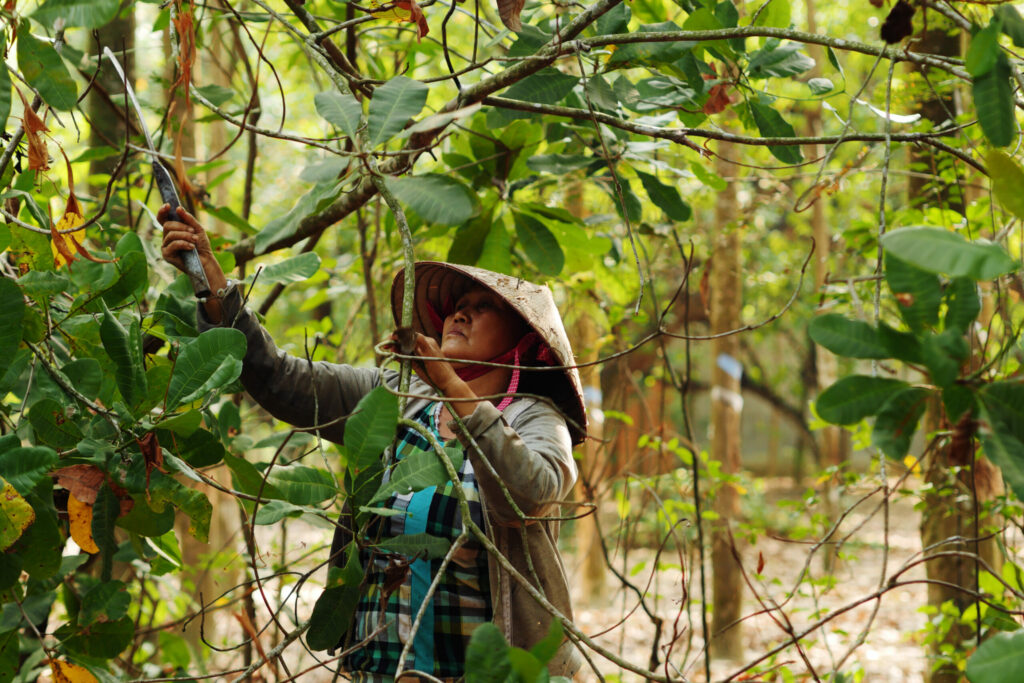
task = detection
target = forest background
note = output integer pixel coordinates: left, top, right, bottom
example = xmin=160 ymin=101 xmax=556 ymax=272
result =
xmin=0 ymin=0 xmax=1022 ymax=680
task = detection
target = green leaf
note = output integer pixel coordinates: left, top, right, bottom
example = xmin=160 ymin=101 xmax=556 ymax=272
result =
xmin=489 ymin=69 xmax=579 ymax=126
xmin=0 ymin=279 xmax=24 ymax=365
xmin=344 ymin=386 xmax=399 ymax=472
xmin=251 ymin=252 xmax=321 ymax=285
xmin=752 ymin=0 xmax=790 ymax=29
xmin=967 ymin=629 xmax=1024 ymax=683
xmin=526 ymin=154 xmax=592 ymax=175
xmin=943 ymin=384 xmax=976 ymax=424
xmin=871 ymin=387 xmax=928 ymax=460
xmin=32 ymin=0 xmax=119 ymax=28
xmin=980 ymin=381 xmax=1024 ymax=443
xmin=28 ymin=398 xmax=84 ymax=449
xmin=166 ymin=328 xmax=247 ymax=410
xmin=996 ymin=5 xmax=1024 ymax=47
xmin=61 ymin=358 xmax=103 ymax=400
xmin=748 ymin=101 xmax=802 ymax=164
xmin=79 ymin=581 xmax=129 ymax=626
xmin=314 ymin=90 xmax=362 ymax=139
xmin=944 ymin=277 xmax=981 ymax=334
xmin=0 ymin=477 xmax=34 ymax=552
xmin=606 ymin=22 xmax=692 ymax=68
xmin=881 ymin=227 xmax=1018 ymax=281
xmin=596 ymin=2 xmax=630 ymax=35
xmin=807 ymin=77 xmax=833 ymax=95
xmin=508 ymin=647 xmax=548 ymax=683
xmin=816 ymin=376 xmax=908 ymax=425
xmin=16 ymin=31 xmax=77 ymax=111
xmin=299 ymin=157 xmax=350 ymax=184
xmin=307 ymin=546 xmax=362 ymax=651
xmin=0 ymin=446 xmax=57 ymax=496
xmin=60 ymin=616 xmax=133 ymax=658
xmin=682 ymin=8 xmax=733 ymax=60
xmin=194 ymin=83 xmax=235 ymax=106
xmin=966 ymin=20 xmax=1002 ymax=78
xmin=808 ymin=314 xmax=890 ymax=359
xmin=367 ymin=76 xmax=429 ymax=148
xmin=385 ymin=174 xmax=478 ymax=226
xmin=0 ymin=630 xmax=16 ymax=682
xmin=635 ymin=170 xmax=691 ymax=221
xmin=115 ymin=496 xmax=174 ymax=538
xmin=465 ymin=623 xmax=512 ymax=683
xmin=884 ymin=253 xmax=941 ymax=332
xmin=223 ymin=453 xmax=285 ymax=501
xmin=981 ymin=427 xmax=1024 ymax=503
xmin=514 ymin=212 xmax=565 ymax=276
xmin=253 ymin=179 xmax=344 ymax=254
xmin=984 ymin=149 xmax=1024 ymax=221
xmin=368 ymin=444 xmax=464 ymax=505
xmin=265 ymin=465 xmax=337 ymax=505
xmin=253 ymin=499 xmax=309 ymax=525
xmin=746 ymin=41 xmax=814 ymax=79
xmin=972 ymin=53 xmax=1014 ymax=147
xmin=530 ymin=619 xmax=564 ymax=663
xmin=101 ymin=307 xmax=148 ymax=409
xmin=373 ymin=533 xmax=452 ymax=559
xmin=921 ymin=330 xmax=968 ymax=388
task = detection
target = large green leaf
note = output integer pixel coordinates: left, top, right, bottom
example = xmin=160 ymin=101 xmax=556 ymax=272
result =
xmin=61 ymin=358 xmax=103 ymax=400
xmin=101 ymin=307 xmax=147 ymax=409
xmin=28 ymin=398 xmax=83 ymax=449
xmin=0 ymin=477 xmax=34 ymax=552
xmin=385 ymin=174 xmax=478 ymax=226
xmin=373 ymin=533 xmax=453 ymax=559
xmin=514 ymin=212 xmax=564 ymax=276
xmin=985 ymin=149 xmax=1024 ymax=221
xmin=752 ymin=0 xmax=791 ymax=29
xmin=166 ymin=328 xmax=247 ymax=410
xmin=967 ymin=629 xmax=1024 ymax=683
xmin=59 ymin=616 xmax=133 ymax=658
xmin=808 ymin=314 xmax=890 ymax=359
xmin=921 ymin=330 xmax=968 ymax=388
xmin=635 ymin=170 xmax=691 ymax=221
xmin=0 ymin=446 xmax=57 ymax=495
xmin=871 ymin=387 xmax=928 ymax=460
xmin=79 ymin=581 xmax=130 ymax=626
xmin=252 ymin=252 xmax=321 ymax=285
xmin=749 ymin=101 xmax=802 ymax=164
xmin=882 ymin=227 xmax=1017 ymax=281
xmin=527 ymin=154 xmax=592 ymax=175
xmin=223 ymin=453 xmax=285 ymax=501
xmin=997 ymin=5 xmax=1024 ymax=47
xmin=101 ymin=241 xmax=149 ymax=306
xmin=606 ymin=22 xmax=693 ymax=68
xmin=265 ymin=465 xmax=337 ymax=505
xmin=981 ymin=428 xmax=1024 ymax=503
xmin=943 ymin=277 xmax=981 ymax=334
xmin=972 ymin=53 xmax=1014 ymax=147
xmin=980 ymin=381 xmax=1024 ymax=443
xmin=367 ymin=76 xmax=429 ymax=148
xmin=13 ymin=480 xmax=61 ymax=580
xmin=465 ymin=623 xmax=512 ymax=683
xmin=307 ymin=545 xmax=363 ymax=651
xmin=489 ymin=68 xmax=579 ymax=126
xmin=16 ymin=31 xmax=77 ymax=111
xmin=314 ymin=90 xmax=362 ymax=139
xmin=344 ymin=386 xmax=399 ymax=472
xmin=965 ymin=20 xmax=1001 ymax=78
xmin=0 ymin=279 xmax=24 ymax=365
xmin=32 ymin=0 xmax=120 ymax=28
xmin=368 ymin=444 xmax=464 ymax=505
xmin=0 ymin=630 xmax=16 ymax=682
xmin=816 ymin=376 xmax=908 ymax=425
xmin=253 ymin=179 xmax=344 ymax=254
xmin=884 ymin=253 xmax=941 ymax=332
xmin=746 ymin=41 xmax=815 ymax=79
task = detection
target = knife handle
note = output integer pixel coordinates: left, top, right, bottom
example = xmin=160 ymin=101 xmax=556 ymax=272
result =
xmin=154 ymin=162 xmax=211 ymax=298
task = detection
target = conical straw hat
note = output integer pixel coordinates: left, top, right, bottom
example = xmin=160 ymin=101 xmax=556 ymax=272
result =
xmin=391 ymin=262 xmax=587 ymax=445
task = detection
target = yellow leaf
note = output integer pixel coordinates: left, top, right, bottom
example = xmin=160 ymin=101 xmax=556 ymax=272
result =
xmin=903 ymin=454 xmax=921 ymax=474
xmin=49 ymin=659 xmax=99 ymax=683
xmin=0 ymin=478 xmax=35 ymax=551
xmin=68 ymin=492 xmax=99 ymax=554
xmin=730 ymin=482 xmax=747 ymax=495
xmin=51 ymin=210 xmax=84 ymax=270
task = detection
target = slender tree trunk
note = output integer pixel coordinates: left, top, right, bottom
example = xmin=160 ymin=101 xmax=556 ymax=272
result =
xmin=709 ymin=139 xmax=744 ymax=661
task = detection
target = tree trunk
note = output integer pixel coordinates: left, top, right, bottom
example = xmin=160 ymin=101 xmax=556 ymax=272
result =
xmin=709 ymin=139 xmax=744 ymax=661
xmin=87 ymin=2 xmax=134 ymax=225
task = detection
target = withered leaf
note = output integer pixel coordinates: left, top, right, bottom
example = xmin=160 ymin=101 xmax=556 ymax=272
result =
xmin=880 ymin=0 xmax=915 ymax=44
xmin=16 ymin=87 xmax=49 ymax=171
xmin=703 ymin=83 xmax=732 ymax=115
xmin=496 ymin=0 xmax=525 ymax=32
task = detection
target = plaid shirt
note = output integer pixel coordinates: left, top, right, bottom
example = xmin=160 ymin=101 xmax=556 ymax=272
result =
xmin=344 ymin=402 xmax=491 ymax=679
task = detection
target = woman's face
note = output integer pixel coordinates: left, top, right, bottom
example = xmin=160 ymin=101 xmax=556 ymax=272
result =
xmin=440 ymin=288 xmax=526 ymax=363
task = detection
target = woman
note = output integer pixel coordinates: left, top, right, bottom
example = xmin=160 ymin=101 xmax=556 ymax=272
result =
xmin=160 ymin=205 xmax=587 ymax=679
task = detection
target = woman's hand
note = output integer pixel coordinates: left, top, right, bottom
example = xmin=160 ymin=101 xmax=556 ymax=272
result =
xmin=159 ymin=204 xmax=229 ymax=321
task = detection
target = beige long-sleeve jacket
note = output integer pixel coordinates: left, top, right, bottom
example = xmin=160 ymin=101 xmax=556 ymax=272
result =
xmin=199 ymin=287 xmax=581 ymax=676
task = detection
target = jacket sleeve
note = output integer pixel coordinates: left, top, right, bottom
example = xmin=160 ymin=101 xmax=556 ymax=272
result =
xmin=197 ymin=285 xmax=386 ymax=445
xmin=450 ymin=400 xmax=577 ymax=526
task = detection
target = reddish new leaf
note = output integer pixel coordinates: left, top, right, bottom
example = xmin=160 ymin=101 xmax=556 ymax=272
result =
xmin=137 ymin=432 xmax=166 ymax=494
xmin=703 ymin=83 xmax=732 ymax=115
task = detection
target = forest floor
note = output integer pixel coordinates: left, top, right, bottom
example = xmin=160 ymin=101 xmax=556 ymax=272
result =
xmin=568 ymin=477 xmax=932 ymax=682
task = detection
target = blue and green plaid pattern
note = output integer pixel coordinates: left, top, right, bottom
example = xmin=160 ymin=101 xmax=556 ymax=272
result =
xmin=343 ymin=402 xmax=491 ymax=678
